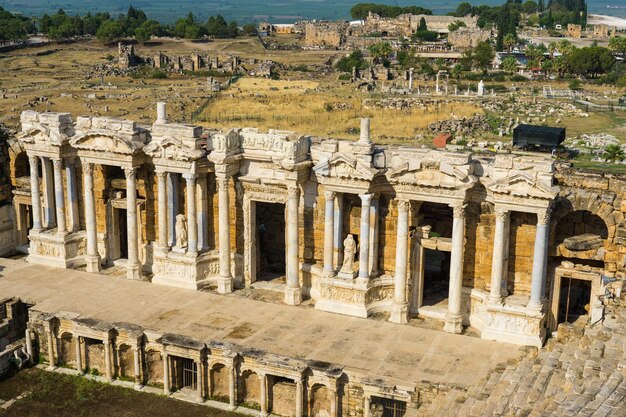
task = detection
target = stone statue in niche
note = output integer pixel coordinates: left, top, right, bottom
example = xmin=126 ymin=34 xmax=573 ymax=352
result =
xmin=340 ymin=234 xmax=357 ymax=275
xmin=175 ymin=214 xmax=188 ymax=249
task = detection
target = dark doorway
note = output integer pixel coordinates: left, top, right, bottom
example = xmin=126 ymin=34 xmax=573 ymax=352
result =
xmin=256 ymin=202 xmax=286 ymax=281
xmin=422 ymin=249 xmax=451 ymax=306
xmin=558 ymin=278 xmax=591 ymax=325
xmin=172 ymin=357 xmax=197 ymax=391
xmin=118 ymin=208 xmax=128 ymax=259
xmin=370 ymin=396 xmax=406 ymax=417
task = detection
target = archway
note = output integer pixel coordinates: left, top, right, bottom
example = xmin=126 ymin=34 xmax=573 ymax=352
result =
xmin=210 ymin=363 xmax=230 ymax=401
xmin=238 ymin=370 xmax=260 ymax=407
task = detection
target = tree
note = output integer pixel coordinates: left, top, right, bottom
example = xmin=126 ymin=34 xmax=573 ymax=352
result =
xmin=242 ymin=23 xmax=257 ymax=36
xmin=135 ymin=19 xmax=160 ymax=43
xmin=448 ymin=21 xmax=466 ymax=32
xmin=473 ymin=41 xmax=495 ymax=72
xmin=501 ymin=56 xmax=518 ymax=73
xmin=335 ymin=50 xmax=367 ymax=73
xmin=503 ymin=33 xmax=517 ymax=52
xmin=522 ymin=0 xmax=538 ymax=14
xmin=419 ymin=17 xmax=427 ymax=32
xmin=96 ymin=19 xmax=123 ymax=43
xmin=455 ymin=2 xmax=473 ymax=17
xmin=369 ymin=41 xmax=392 ymax=62
xmin=602 ymin=144 xmax=625 ymax=163
xmin=207 ymin=15 xmax=228 ymax=37
xmin=567 ymin=46 xmax=615 ymax=77
xmin=608 ymin=36 xmax=626 ymax=57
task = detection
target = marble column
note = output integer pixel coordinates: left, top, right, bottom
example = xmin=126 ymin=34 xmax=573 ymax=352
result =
xmin=196 ymin=359 xmax=204 ymax=401
xmin=52 ymin=158 xmax=67 ymax=234
xmin=295 ymin=377 xmax=303 ymax=417
xmin=82 ymin=163 xmax=100 ymax=273
xmin=390 ymin=200 xmax=410 ymax=324
xmin=357 ymin=193 xmax=373 ymax=283
xmin=228 ymin=366 xmax=236 ymax=410
xmin=444 ymin=204 xmax=466 ymax=334
xmin=217 ymin=176 xmax=233 ymax=293
xmin=104 ymin=339 xmax=113 ymax=381
xmin=329 ymin=388 xmax=337 ymax=417
xmin=163 ymin=352 xmax=170 ymax=394
xmin=125 ymin=167 xmax=141 ymax=280
xmin=184 ymin=173 xmax=198 ymax=255
xmin=323 ymin=191 xmax=335 ymax=275
xmin=157 ymin=171 xmax=168 ymax=251
xmin=259 ymin=373 xmax=268 ymax=417
xmin=46 ymin=326 xmax=55 ymax=369
xmin=25 ymin=328 xmax=33 ymax=365
xmin=167 ymin=173 xmax=178 ymax=247
xmin=197 ymin=173 xmax=209 ymax=251
xmin=133 ymin=346 xmax=142 ymax=389
xmin=363 ymin=395 xmax=371 ymax=417
xmin=75 ymin=336 xmax=83 ymax=374
xmin=333 ymin=194 xmax=344 ymax=269
xmin=42 ymin=157 xmax=56 ymax=228
xmin=28 ymin=155 xmax=43 ymax=232
xmin=368 ymin=196 xmax=379 ymax=276
xmin=65 ymin=160 xmax=80 ymax=232
xmin=490 ymin=207 xmax=510 ymax=304
xmin=528 ymin=210 xmax=551 ymax=310
xmin=285 ymin=185 xmax=302 ymax=305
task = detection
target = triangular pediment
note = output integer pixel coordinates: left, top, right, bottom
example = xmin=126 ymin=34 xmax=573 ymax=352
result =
xmin=70 ymin=131 xmax=142 ymax=155
xmin=17 ymin=124 xmax=66 ymax=146
xmin=313 ymin=153 xmax=378 ymax=180
xmin=487 ymin=172 xmax=558 ymax=199
xmin=388 ymin=160 xmax=472 ymax=188
xmin=144 ymin=137 xmax=204 ymax=161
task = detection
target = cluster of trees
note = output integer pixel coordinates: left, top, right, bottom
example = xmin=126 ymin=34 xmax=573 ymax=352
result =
xmin=335 ymin=50 xmax=369 ymax=73
xmin=537 ymin=0 xmax=587 ymax=28
xmin=0 ymin=7 xmax=35 ymax=42
xmin=350 ymin=3 xmax=432 ymax=19
xmin=413 ymin=17 xmax=438 ymax=42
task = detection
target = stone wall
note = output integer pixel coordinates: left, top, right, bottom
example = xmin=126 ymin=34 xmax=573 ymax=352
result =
xmin=447 ymin=28 xmax=491 ymax=49
xmin=507 ymin=212 xmax=536 ymax=296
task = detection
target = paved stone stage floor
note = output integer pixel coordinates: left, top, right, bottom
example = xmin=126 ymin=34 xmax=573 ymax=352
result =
xmin=0 ymin=258 xmax=520 ymax=388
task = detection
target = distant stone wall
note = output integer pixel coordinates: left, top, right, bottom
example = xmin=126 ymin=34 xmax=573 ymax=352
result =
xmin=448 ymin=28 xmax=491 ymax=49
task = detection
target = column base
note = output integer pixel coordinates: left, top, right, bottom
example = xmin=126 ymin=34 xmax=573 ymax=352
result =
xmin=356 ymin=276 xmax=369 ymax=286
xmin=134 ymin=383 xmax=143 ymax=391
xmin=85 ymin=255 xmax=101 ymax=273
xmin=126 ymin=262 xmax=142 ymax=280
xmin=389 ymin=303 xmax=408 ymax=324
xmin=218 ymin=276 xmax=234 ymax=294
xmin=443 ymin=312 xmax=463 ymax=334
xmin=488 ymin=294 xmax=505 ymax=305
xmin=284 ymin=286 xmax=302 ymax=306
xmin=228 ymin=404 xmax=237 ymax=411
xmin=526 ymin=300 xmax=543 ymax=312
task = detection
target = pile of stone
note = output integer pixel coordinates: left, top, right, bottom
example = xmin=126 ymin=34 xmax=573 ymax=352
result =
xmin=564 ymin=134 xmax=626 ymax=162
xmin=428 ymin=115 xmax=492 ymax=135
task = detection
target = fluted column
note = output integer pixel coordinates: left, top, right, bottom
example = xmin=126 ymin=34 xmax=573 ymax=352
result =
xmin=125 ymin=167 xmax=141 ymax=280
xmin=368 ymin=196 xmax=379 ymax=276
xmin=285 ymin=185 xmax=302 ymax=305
xmin=163 ymin=352 xmax=170 ymax=395
xmin=528 ymin=210 xmax=551 ymax=310
xmin=82 ymin=162 xmax=100 ymax=273
xmin=41 ymin=157 xmax=56 ymax=228
xmin=323 ymin=190 xmax=336 ymax=275
xmin=167 ymin=173 xmax=178 ymax=247
xmin=46 ymin=325 xmax=55 ymax=369
xmin=259 ymin=373 xmax=268 ymax=417
xmin=65 ymin=159 xmax=80 ymax=232
xmin=75 ymin=336 xmax=83 ymax=374
xmin=104 ymin=339 xmax=113 ymax=381
xmin=357 ymin=193 xmax=373 ymax=283
xmin=333 ymin=194 xmax=344 ymax=269
xmin=157 ymin=171 xmax=168 ymax=251
xmin=217 ymin=176 xmax=233 ymax=293
xmin=390 ymin=199 xmax=410 ymax=324
xmin=490 ymin=207 xmax=510 ymax=304
xmin=228 ymin=365 xmax=236 ymax=410
xmin=197 ymin=173 xmax=209 ymax=251
xmin=295 ymin=377 xmax=303 ymax=417
xmin=28 ymin=155 xmax=43 ymax=232
xmin=52 ymin=158 xmax=67 ymax=234
xmin=184 ymin=173 xmax=198 ymax=255
xmin=444 ymin=204 xmax=466 ymax=334
xmin=133 ymin=346 xmax=142 ymax=389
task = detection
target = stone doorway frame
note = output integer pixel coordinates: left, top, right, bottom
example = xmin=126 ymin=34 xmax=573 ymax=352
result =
xmin=106 ymin=196 xmax=145 ymax=267
xmin=12 ymin=194 xmax=33 ymax=250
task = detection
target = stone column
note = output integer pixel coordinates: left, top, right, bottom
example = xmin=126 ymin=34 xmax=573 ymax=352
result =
xmin=42 ymin=157 xmax=56 ymax=228
xmin=444 ymin=204 xmax=466 ymax=334
xmin=163 ymin=352 xmax=170 ymax=395
xmin=65 ymin=159 xmax=80 ymax=232
xmin=217 ymin=176 xmax=233 ymax=293
xmin=75 ymin=336 xmax=83 ymax=374
xmin=133 ymin=346 xmax=142 ymax=389
xmin=285 ymin=185 xmax=302 ymax=305
xmin=323 ymin=191 xmax=335 ymax=275
xmin=329 ymin=388 xmax=337 ymax=417
xmin=259 ymin=373 xmax=268 ymax=417
xmin=82 ymin=163 xmax=100 ymax=273
xmin=184 ymin=173 xmax=198 ymax=255
xmin=368 ymin=196 xmax=379 ymax=276
xmin=228 ymin=365 xmax=236 ymax=410
xmin=197 ymin=174 xmax=209 ymax=251
xmin=390 ymin=200 xmax=410 ymax=324
xmin=125 ymin=167 xmax=141 ymax=280
xmin=333 ymin=194 xmax=344 ymax=269
xmin=490 ymin=207 xmax=510 ymax=304
xmin=196 ymin=359 xmax=204 ymax=401
xmin=363 ymin=395 xmax=371 ymax=417
xmin=157 ymin=171 xmax=168 ymax=251
xmin=295 ymin=377 xmax=303 ymax=417
xmin=104 ymin=339 xmax=113 ymax=381
xmin=528 ymin=210 xmax=551 ymax=310
xmin=28 ymin=155 xmax=43 ymax=232
xmin=357 ymin=193 xmax=373 ymax=283
xmin=25 ymin=328 xmax=33 ymax=364
xmin=46 ymin=325 xmax=55 ymax=369
xmin=167 ymin=173 xmax=178 ymax=247
xmin=52 ymin=159 xmax=67 ymax=234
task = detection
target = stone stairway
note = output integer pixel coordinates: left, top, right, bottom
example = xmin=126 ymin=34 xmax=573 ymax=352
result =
xmin=417 ymin=304 xmax=626 ymax=417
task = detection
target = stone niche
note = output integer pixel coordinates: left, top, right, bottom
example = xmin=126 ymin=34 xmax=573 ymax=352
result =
xmin=270 ymin=377 xmax=297 ymax=416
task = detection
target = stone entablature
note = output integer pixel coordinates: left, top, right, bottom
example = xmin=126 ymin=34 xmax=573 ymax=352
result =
xmin=9 ymin=107 xmax=626 ymax=349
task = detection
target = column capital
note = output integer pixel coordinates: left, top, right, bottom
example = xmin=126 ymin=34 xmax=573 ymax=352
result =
xmin=324 ymin=190 xmax=336 ymax=201
xmin=494 ymin=207 xmax=510 ymax=221
xmin=155 ymin=170 xmax=168 ymax=180
xmin=359 ymin=193 xmax=373 ymax=207
xmin=123 ymin=166 xmax=137 ymax=179
xmin=537 ymin=209 xmax=551 ymax=226
xmin=52 ymin=158 xmax=63 ymax=168
xmin=82 ymin=162 xmax=94 ymax=176
xmin=216 ymin=176 xmax=230 ymax=191
xmin=397 ymin=199 xmax=410 ymax=214
xmin=288 ymin=185 xmax=300 ymax=200
xmin=451 ymin=204 xmax=467 ymax=219
xmin=28 ymin=154 xmax=39 ymax=165
xmin=183 ymin=172 xmax=198 ymax=181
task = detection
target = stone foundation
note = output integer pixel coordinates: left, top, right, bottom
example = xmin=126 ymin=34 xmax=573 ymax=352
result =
xmin=27 ymin=230 xmax=87 ymax=269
